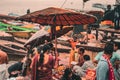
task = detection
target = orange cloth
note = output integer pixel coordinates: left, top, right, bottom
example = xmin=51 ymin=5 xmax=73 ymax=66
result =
xmin=69 ymin=39 xmax=77 ymax=49
xmin=47 ymin=26 xmax=70 ymax=33
xmin=101 ymin=20 xmax=114 ymax=26
xmin=0 ymin=50 xmax=8 ymax=64
xmin=69 ymin=49 xmax=75 ymax=66
xmin=88 ymin=34 xmax=95 ymax=40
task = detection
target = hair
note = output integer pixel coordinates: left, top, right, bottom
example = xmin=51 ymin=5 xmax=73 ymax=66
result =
xmin=78 ymin=47 xmax=85 ymax=54
xmin=37 ymin=43 xmax=53 ymax=65
xmin=107 ymin=5 xmax=111 ymax=10
xmin=87 ymin=29 xmax=91 ymax=34
xmin=104 ymin=42 xmax=114 ymax=55
xmin=83 ymin=55 xmax=90 ymax=61
xmin=63 ymin=68 xmax=72 ymax=79
xmin=114 ymin=42 xmax=118 ymax=47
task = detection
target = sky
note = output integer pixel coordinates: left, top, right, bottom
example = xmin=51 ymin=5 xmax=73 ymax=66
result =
xmin=0 ymin=0 xmax=115 ymax=15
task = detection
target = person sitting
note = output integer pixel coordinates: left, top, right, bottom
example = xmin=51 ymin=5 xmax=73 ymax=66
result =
xmin=71 ymin=55 xmax=95 ymax=77
xmin=60 ymin=68 xmax=81 ymax=80
xmin=80 ymin=30 xmax=96 ymax=43
xmin=8 ymin=56 xmax=31 ymax=78
xmin=81 ymin=55 xmax=95 ymax=73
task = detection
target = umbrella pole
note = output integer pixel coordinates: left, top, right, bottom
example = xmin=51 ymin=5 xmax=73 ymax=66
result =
xmin=55 ymin=35 xmax=59 ymax=67
xmin=51 ymin=26 xmax=59 ymax=67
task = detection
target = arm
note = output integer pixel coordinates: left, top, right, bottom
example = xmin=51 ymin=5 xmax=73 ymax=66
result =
xmin=93 ymin=52 xmax=103 ymax=64
xmin=82 ymin=35 xmax=87 ymax=42
xmin=81 ymin=62 xmax=87 ymax=70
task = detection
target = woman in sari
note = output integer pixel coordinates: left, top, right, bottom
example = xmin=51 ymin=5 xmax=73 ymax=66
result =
xmin=31 ymin=43 xmax=55 ymax=80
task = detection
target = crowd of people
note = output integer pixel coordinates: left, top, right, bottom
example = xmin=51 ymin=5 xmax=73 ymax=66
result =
xmin=0 ymin=27 xmax=120 ymax=80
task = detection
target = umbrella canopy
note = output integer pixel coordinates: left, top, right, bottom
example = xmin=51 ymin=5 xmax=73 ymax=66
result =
xmin=17 ymin=7 xmax=97 ymax=26
xmin=87 ymin=11 xmax=104 ymax=17
xmin=24 ymin=29 xmax=50 ymax=48
xmin=86 ymin=10 xmax=104 ymax=23
xmin=24 ymin=26 xmax=73 ymax=48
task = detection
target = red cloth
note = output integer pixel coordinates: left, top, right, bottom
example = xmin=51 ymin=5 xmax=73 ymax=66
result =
xmin=31 ymin=54 xmax=38 ymax=80
xmin=85 ymin=69 xmax=96 ymax=80
xmin=31 ymin=54 xmax=54 ymax=80
xmin=103 ymin=54 xmax=115 ymax=80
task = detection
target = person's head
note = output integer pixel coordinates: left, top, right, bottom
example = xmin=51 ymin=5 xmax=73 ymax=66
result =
xmin=73 ymin=36 xmax=77 ymax=42
xmin=104 ymin=42 xmax=114 ymax=58
xmin=83 ymin=55 xmax=90 ymax=61
xmin=87 ymin=29 xmax=91 ymax=34
xmin=37 ymin=43 xmax=53 ymax=65
xmin=69 ymin=38 xmax=76 ymax=50
xmin=107 ymin=5 xmax=111 ymax=10
xmin=78 ymin=47 xmax=85 ymax=55
xmin=63 ymin=68 xmax=72 ymax=79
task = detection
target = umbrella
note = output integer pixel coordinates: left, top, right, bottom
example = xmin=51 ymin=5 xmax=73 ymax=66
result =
xmin=87 ymin=11 xmax=104 ymax=17
xmin=24 ymin=29 xmax=50 ymax=48
xmin=16 ymin=7 xmax=97 ymax=26
xmin=24 ymin=26 xmax=73 ymax=48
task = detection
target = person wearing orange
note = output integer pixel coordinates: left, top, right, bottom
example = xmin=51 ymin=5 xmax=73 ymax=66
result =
xmin=68 ymin=37 xmax=77 ymax=49
xmin=82 ymin=30 xmax=96 ymax=43
xmin=68 ymin=37 xmax=78 ymax=67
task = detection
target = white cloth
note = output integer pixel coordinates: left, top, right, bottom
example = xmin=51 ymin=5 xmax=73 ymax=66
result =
xmin=73 ymin=65 xmax=85 ymax=77
xmin=116 ymin=50 xmax=120 ymax=54
xmin=0 ymin=64 xmax=7 ymax=80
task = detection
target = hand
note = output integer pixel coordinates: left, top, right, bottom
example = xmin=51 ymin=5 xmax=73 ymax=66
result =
xmin=11 ymin=71 xmax=20 ymax=75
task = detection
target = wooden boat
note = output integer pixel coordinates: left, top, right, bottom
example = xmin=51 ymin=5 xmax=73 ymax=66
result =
xmin=14 ymin=37 xmax=27 ymax=44
xmin=7 ymin=31 xmax=35 ymax=38
xmin=0 ymin=22 xmax=37 ymax=32
xmin=0 ymin=40 xmax=27 ymax=56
